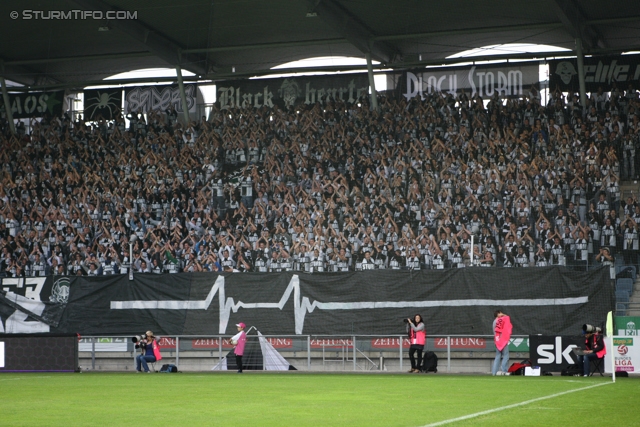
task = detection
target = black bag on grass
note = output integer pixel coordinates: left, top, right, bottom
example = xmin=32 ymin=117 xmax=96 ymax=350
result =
xmin=421 ymin=351 xmax=438 ymax=373
xmin=561 ymin=365 xmax=582 ymax=376
xmin=159 ymin=364 xmax=178 ymax=373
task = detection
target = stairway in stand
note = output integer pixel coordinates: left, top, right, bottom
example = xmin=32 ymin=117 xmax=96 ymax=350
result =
xmin=617 ymin=180 xmax=640 ymax=316
xmin=627 ymin=275 xmax=640 ymax=316
xmin=620 ymin=180 xmax=640 ymax=201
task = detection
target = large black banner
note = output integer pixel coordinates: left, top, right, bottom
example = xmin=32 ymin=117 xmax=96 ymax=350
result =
xmin=215 ymin=74 xmax=370 ymax=110
xmin=1 ymin=268 xmax=612 ymax=337
xmin=83 ymin=89 xmax=122 ymax=120
xmin=0 ymin=91 xmax=64 ymax=118
xmin=387 ymin=63 xmax=540 ymax=100
xmin=549 ymin=55 xmax=640 ymax=92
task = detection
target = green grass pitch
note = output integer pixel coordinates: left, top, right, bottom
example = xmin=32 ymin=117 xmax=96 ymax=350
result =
xmin=2 ymin=372 xmax=638 ymax=426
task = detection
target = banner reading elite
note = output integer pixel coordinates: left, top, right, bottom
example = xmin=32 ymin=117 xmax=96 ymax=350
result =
xmin=549 ymin=55 xmax=640 ymax=92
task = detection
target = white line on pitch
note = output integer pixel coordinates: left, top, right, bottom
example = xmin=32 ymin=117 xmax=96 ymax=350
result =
xmin=0 ymin=376 xmax=52 ymax=382
xmin=420 ymin=382 xmax=611 ymax=427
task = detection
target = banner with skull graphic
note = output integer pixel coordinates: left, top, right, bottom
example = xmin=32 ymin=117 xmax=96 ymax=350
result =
xmin=215 ymin=74 xmax=370 ymax=110
xmin=83 ymin=89 xmax=123 ymax=120
xmin=549 ymin=55 xmax=640 ymax=92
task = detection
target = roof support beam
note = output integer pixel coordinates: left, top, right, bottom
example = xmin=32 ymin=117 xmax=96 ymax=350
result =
xmin=1 ymin=78 xmax=15 ymax=135
xmin=0 ymin=66 xmax=36 ymax=86
xmin=0 ymin=57 xmax=62 ymax=87
xmin=8 ymin=76 xmax=200 ymax=92
xmin=550 ymin=0 xmax=606 ymax=50
xmin=175 ymin=65 xmax=191 ymax=125
xmin=12 ymin=45 xmax=639 ymax=92
xmin=4 ymin=14 xmax=636 ymax=73
xmin=375 ymin=22 xmax=564 ymax=42
xmin=575 ymin=38 xmax=588 ymax=114
xmin=308 ymin=0 xmax=398 ymax=63
xmin=2 ymin=39 xmax=349 ymax=68
xmin=70 ymin=0 xmax=206 ymax=75
xmin=6 ymin=52 xmax=154 ymax=67
xmin=0 ymin=50 xmax=575 ymax=92
xmin=373 ymin=16 xmax=640 ymax=43
xmin=184 ymin=38 xmax=348 ymax=54
xmin=365 ymin=53 xmax=378 ymax=111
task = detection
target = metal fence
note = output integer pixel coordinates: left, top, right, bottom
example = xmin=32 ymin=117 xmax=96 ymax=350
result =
xmin=79 ymin=334 xmax=530 ymax=373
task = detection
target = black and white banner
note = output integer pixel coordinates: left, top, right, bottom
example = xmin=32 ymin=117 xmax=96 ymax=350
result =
xmin=549 ymin=55 xmax=640 ymax=92
xmin=83 ymin=89 xmax=122 ymax=120
xmin=0 ymin=268 xmax=612 ymax=337
xmin=0 ymin=90 xmax=64 ymax=119
xmin=124 ymin=84 xmax=197 ymax=114
xmin=388 ymin=63 xmax=540 ymax=100
xmin=215 ymin=74 xmax=370 ymax=110
xmin=0 ymin=277 xmax=69 ymax=334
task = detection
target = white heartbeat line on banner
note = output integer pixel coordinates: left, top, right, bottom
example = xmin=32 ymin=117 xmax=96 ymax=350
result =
xmin=110 ymin=275 xmax=589 ymax=334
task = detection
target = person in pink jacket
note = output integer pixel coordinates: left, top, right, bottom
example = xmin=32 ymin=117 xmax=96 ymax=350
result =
xmin=492 ymin=310 xmax=512 ymax=376
xmin=135 ymin=331 xmax=162 ymax=373
xmin=231 ymin=322 xmax=247 ymax=373
xmin=406 ymin=314 xmax=426 ymax=373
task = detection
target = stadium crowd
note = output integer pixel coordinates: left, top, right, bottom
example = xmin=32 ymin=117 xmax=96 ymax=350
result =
xmin=0 ymin=82 xmax=639 ymax=277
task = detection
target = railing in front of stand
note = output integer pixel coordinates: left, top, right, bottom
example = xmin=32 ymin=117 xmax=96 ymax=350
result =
xmin=79 ymin=334 xmax=530 ymax=372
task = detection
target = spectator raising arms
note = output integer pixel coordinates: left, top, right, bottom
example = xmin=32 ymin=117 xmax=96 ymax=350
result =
xmin=0 ymin=85 xmax=638 ymax=276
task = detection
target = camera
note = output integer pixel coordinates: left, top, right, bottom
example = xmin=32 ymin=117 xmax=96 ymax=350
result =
xmin=132 ymin=334 xmax=147 ymax=349
xmin=583 ymin=324 xmax=602 ymax=334
xmin=403 ymin=318 xmax=410 ymax=324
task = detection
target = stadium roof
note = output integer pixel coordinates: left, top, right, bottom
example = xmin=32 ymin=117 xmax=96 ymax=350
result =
xmin=1 ymin=0 xmax=639 ymax=90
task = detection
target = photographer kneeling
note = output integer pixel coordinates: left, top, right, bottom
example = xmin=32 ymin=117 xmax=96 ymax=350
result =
xmin=406 ymin=314 xmax=426 ymax=373
xmin=135 ymin=331 xmax=162 ymax=373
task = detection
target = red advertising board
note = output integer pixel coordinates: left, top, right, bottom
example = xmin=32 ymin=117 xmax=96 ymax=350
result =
xmin=192 ymin=338 xmax=234 ymax=349
xmin=266 ymin=338 xmax=293 ymax=349
xmin=371 ymin=338 xmax=411 ymax=349
xmin=191 ymin=338 xmax=293 ymax=349
xmin=310 ymin=338 xmax=353 ymax=349
xmin=157 ymin=337 xmax=177 ymax=349
xmin=434 ymin=337 xmax=486 ymax=349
